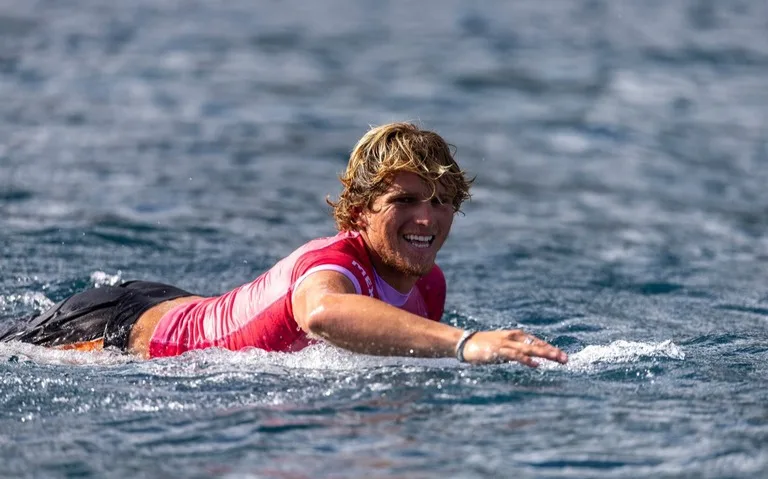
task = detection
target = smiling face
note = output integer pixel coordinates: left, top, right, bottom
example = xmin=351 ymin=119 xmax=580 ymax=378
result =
xmin=358 ymin=172 xmax=455 ymax=292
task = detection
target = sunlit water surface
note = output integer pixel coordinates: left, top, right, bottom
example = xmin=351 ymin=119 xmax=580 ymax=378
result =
xmin=1 ymin=1 xmax=767 ymax=477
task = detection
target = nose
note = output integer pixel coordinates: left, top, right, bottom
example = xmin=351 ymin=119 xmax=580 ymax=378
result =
xmin=413 ymin=199 xmax=436 ymax=226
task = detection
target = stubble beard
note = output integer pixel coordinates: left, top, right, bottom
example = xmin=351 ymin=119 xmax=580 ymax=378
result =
xmin=380 ymin=247 xmax=435 ymax=278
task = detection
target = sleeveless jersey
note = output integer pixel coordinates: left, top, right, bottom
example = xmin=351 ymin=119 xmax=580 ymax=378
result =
xmin=148 ymin=231 xmax=446 ymax=358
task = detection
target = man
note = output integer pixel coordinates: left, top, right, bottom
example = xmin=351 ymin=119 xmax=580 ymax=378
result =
xmin=1 ymin=123 xmax=567 ymax=367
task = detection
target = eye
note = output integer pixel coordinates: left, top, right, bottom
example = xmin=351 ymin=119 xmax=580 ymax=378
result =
xmin=431 ymin=196 xmax=452 ymax=208
xmin=394 ymin=195 xmax=416 ymax=204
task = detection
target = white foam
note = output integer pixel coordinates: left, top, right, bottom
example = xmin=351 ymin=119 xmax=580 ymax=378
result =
xmin=140 ymin=343 xmax=456 ymax=378
xmin=545 ymin=339 xmax=685 ymax=372
xmin=90 ymin=270 xmax=122 ymax=287
xmin=0 ymin=341 xmax=133 ymax=367
xmin=0 ymin=339 xmax=455 ymax=374
xmin=0 ymin=291 xmax=54 ymax=312
xmin=1 ymin=334 xmax=685 ymax=376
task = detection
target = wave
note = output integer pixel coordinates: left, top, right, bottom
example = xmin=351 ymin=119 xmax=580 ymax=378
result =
xmin=0 ymin=338 xmax=684 ymax=374
xmin=0 ymin=291 xmax=54 ymax=312
xmin=547 ymin=339 xmax=685 ymax=372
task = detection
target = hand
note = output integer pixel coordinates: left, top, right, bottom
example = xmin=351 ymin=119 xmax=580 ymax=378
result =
xmin=461 ymin=329 xmax=568 ymax=367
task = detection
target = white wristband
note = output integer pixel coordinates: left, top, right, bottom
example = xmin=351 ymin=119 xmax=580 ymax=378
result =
xmin=455 ymin=329 xmax=478 ymax=363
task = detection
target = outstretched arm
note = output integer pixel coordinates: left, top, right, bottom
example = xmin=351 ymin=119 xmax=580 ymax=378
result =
xmin=291 ymin=271 xmax=567 ymax=367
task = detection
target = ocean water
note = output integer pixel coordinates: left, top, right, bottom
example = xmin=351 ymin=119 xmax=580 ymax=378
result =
xmin=1 ymin=1 xmax=767 ymax=477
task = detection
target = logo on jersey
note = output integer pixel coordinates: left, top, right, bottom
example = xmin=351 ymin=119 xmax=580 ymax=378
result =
xmin=351 ymin=260 xmax=374 ymax=297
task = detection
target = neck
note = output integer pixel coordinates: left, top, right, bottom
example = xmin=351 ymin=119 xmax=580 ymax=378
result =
xmin=370 ymin=254 xmax=418 ymax=294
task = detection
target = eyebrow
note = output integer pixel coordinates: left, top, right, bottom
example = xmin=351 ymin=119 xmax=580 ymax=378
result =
xmin=385 ymin=188 xmax=449 ymax=199
xmin=386 ymin=188 xmax=424 ymax=197
xmin=382 ymin=181 xmax=448 ymax=198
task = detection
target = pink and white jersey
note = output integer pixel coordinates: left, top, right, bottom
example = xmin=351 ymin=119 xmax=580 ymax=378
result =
xmin=148 ymin=231 xmax=446 ymax=358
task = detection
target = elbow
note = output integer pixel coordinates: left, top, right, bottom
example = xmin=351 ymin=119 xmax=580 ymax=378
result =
xmin=303 ymin=298 xmax=336 ymax=337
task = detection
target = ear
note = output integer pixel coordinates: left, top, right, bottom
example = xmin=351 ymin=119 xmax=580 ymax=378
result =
xmin=352 ymin=206 xmax=368 ymax=229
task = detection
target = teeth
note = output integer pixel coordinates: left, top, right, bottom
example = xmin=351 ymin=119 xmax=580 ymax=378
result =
xmin=403 ymin=234 xmax=434 ymax=247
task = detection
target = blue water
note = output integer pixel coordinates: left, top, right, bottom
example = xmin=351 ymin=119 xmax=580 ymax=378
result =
xmin=2 ymin=1 xmax=767 ymax=477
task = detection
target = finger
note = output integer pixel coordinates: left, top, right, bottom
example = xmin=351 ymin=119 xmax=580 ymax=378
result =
xmin=517 ymin=333 xmax=551 ymax=347
xmin=513 ymin=334 xmax=568 ymax=364
xmin=498 ymin=347 xmax=540 ymax=368
xmin=520 ymin=343 xmax=568 ymax=364
xmin=509 ymin=331 xmax=550 ymax=348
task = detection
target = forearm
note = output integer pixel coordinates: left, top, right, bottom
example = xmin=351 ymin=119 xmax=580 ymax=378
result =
xmin=305 ymin=293 xmax=463 ymax=358
xmin=292 ymin=271 xmax=568 ymax=366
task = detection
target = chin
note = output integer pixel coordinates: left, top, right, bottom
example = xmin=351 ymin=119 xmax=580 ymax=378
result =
xmin=380 ymin=245 xmax=437 ymax=278
xmin=396 ymin=260 xmax=435 ymax=278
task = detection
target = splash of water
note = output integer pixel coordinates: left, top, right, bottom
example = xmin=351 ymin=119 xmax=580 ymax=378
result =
xmin=0 ymin=291 xmax=54 ymax=313
xmin=90 ymin=270 xmax=122 ymax=287
xmin=0 ymin=341 xmax=133 ymax=367
xmin=551 ymin=339 xmax=685 ymax=372
xmin=1 ymin=335 xmax=684 ymax=377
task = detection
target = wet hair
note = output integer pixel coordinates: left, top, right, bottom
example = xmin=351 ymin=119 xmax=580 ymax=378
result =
xmin=328 ymin=122 xmax=473 ymax=231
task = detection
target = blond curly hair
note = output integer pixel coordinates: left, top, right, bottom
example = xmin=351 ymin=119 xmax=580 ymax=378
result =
xmin=328 ymin=122 xmax=473 ymax=231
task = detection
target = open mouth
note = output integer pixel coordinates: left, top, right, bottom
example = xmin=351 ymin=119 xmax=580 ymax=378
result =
xmin=402 ymin=234 xmax=435 ymax=249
